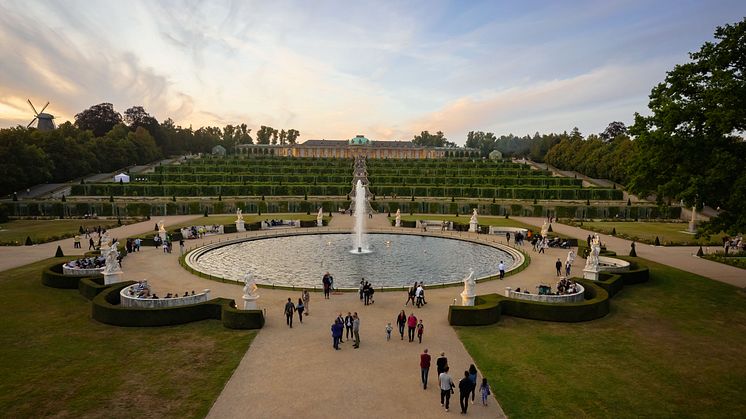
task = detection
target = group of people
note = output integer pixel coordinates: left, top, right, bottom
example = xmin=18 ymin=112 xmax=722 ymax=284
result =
xmin=264 ymin=219 xmax=296 ymax=227
xmin=556 ymin=277 xmax=579 ymax=294
xmin=125 ymin=238 xmax=142 ymax=253
xmin=505 ymin=231 xmax=526 ymax=246
xmin=421 ymin=351 xmax=491 ymax=413
xmin=65 ymin=256 xmax=105 ymax=269
xmin=404 ymin=282 xmax=427 ymax=308
xmin=394 ymin=310 xmax=424 ymax=343
xmin=723 ymin=236 xmax=744 ymax=254
xmin=555 ymin=257 xmax=572 ymax=276
xmin=283 ymin=290 xmax=312 ymax=328
xmin=330 ymin=312 xmax=361 ymax=349
xmin=359 ymin=279 xmax=375 ymax=305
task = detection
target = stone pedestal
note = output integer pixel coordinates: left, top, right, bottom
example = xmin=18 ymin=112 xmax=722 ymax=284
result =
xmin=688 ymin=220 xmax=697 ymax=233
xmin=242 ymin=294 xmax=259 ymax=310
xmin=236 ymin=220 xmax=245 ymax=232
xmin=505 ymin=287 xmax=512 ymax=297
xmin=317 ymin=219 xmax=323 ymax=227
xmin=460 ymin=290 xmax=476 ymax=306
xmin=583 ymin=268 xmax=600 ymax=281
xmin=395 ymin=219 xmax=401 ymax=227
xmin=469 ymin=221 xmax=478 ymax=233
xmin=104 ymin=270 xmax=124 ymax=285
xmin=159 ymin=231 xmax=166 ymax=242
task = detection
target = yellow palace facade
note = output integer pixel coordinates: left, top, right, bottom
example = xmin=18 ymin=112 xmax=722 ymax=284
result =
xmin=236 ymin=135 xmax=464 ymax=159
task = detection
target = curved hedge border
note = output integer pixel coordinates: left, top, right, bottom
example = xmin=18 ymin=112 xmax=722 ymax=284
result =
xmin=41 ymin=262 xmax=264 ymax=330
xmin=449 ymin=258 xmax=648 ymax=326
xmin=90 ymin=282 xmax=264 ymax=329
xmin=41 ymin=262 xmax=102 ymax=289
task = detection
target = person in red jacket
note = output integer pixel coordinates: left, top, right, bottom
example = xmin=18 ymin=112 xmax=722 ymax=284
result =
xmin=420 ymin=348 xmax=431 ymax=389
xmin=407 ymin=313 xmax=417 ymax=342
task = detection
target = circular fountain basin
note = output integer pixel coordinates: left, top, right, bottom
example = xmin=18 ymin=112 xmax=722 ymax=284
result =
xmin=186 ymin=232 xmax=522 ymax=289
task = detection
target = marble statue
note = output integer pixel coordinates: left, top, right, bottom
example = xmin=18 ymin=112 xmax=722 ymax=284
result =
xmin=104 ymin=242 xmax=120 ymax=274
xmin=584 ymin=234 xmax=601 ymax=272
xmin=395 ymin=209 xmax=401 ymax=227
xmin=243 ymin=272 xmax=258 ymax=298
xmin=317 ymin=207 xmax=323 ymax=227
xmin=540 ymin=221 xmax=549 ymax=237
xmin=158 ymin=220 xmax=166 ymax=233
xmin=460 ymin=269 xmax=476 ymax=306
xmin=236 ymin=208 xmax=243 ymax=222
xmin=567 ymin=249 xmax=575 ymax=264
xmin=469 ymin=208 xmax=478 ymax=232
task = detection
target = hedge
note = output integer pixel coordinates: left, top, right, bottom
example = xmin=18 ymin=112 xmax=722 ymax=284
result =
xmin=449 ymin=261 xmax=649 ymax=326
xmin=90 ymin=282 xmax=264 ymax=329
xmin=41 ymin=262 xmax=102 ymax=289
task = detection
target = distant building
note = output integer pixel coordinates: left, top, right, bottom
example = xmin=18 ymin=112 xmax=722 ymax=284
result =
xmin=236 ymin=135 xmax=475 ymax=159
xmin=211 ymin=145 xmax=227 ymax=156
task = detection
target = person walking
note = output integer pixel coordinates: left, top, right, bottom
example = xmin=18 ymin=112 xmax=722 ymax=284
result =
xmin=359 ymin=278 xmax=365 ymax=302
xmin=479 ymin=378 xmax=491 ymax=406
xmin=505 ymin=231 xmax=511 ymax=245
xmin=284 ymin=298 xmax=295 ymax=328
xmin=405 ymin=282 xmax=416 ymax=306
xmin=436 ymin=352 xmax=448 ymax=375
xmin=88 ymin=237 xmax=95 ymax=250
xmin=459 ymin=370 xmax=474 ymax=414
xmin=296 ymin=298 xmax=305 ymax=324
xmin=352 ymin=312 xmax=360 ymax=349
xmin=439 ymin=366 xmax=454 ymax=412
xmin=415 ymin=283 xmax=424 ymax=308
xmin=565 ymin=259 xmax=572 ymax=276
xmin=344 ymin=312 xmax=354 ymax=340
xmin=417 ymin=319 xmax=424 ymax=343
xmin=468 ymin=364 xmax=478 ymax=404
xmin=301 ymin=289 xmax=310 ymax=315
xmin=396 ymin=310 xmax=407 ymax=340
xmin=555 ymin=258 xmax=562 ymax=276
xmin=331 ymin=319 xmax=343 ymax=350
xmin=336 ymin=313 xmax=345 ymax=343
xmin=385 ymin=322 xmax=393 ymax=341
xmin=498 ymin=261 xmax=505 ymax=280
xmin=420 ymin=348 xmax=431 ymax=389
xmin=407 ymin=313 xmax=417 ymax=342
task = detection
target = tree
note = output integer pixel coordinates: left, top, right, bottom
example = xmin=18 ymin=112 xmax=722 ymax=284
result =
xmin=256 ymin=126 xmax=274 ymax=144
xmin=600 ymin=121 xmax=628 ymax=142
xmin=74 ymin=103 xmax=123 ymax=137
xmin=412 ymin=130 xmax=449 ymax=147
xmin=629 ymin=18 xmax=746 ymax=234
xmin=465 ymin=131 xmax=497 ymax=157
xmin=279 ymin=129 xmax=287 ymax=145
xmin=271 ymin=129 xmax=278 ymax=145
xmin=286 ymin=129 xmax=300 ymax=144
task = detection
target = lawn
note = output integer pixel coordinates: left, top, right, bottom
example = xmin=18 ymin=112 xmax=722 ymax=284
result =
xmin=0 ymin=219 xmax=128 ymax=246
xmin=576 ymin=221 xmax=726 ymax=245
xmin=0 ymin=258 xmax=256 ymax=418
xmin=457 ymin=259 xmax=746 ymax=418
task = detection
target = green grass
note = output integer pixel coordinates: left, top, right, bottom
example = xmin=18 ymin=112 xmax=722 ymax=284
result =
xmin=0 ymin=219 xmax=128 ymax=246
xmin=169 ymin=213 xmax=331 ymax=230
xmin=0 ymin=258 xmax=256 ymax=418
xmin=576 ymin=221 xmax=726 ymax=245
xmin=457 ymin=259 xmax=746 ymax=418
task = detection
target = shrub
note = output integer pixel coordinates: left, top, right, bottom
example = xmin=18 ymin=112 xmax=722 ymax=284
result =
xmin=25 ymin=236 xmax=32 ymax=246
xmin=55 ymin=246 xmax=64 ymax=257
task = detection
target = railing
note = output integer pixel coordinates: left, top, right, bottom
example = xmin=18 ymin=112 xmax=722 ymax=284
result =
xmin=120 ymin=285 xmax=211 ymax=308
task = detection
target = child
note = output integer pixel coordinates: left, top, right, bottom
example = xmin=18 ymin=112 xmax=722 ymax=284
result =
xmin=479 ymin=378 xmax=491 ymax=406
xmin=416 ymin=319 xmax=424 ymax=343
xmin=385 ymin=322 xmax=393 ymax=341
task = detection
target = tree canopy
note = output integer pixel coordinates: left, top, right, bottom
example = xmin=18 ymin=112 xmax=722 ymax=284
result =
xmin=629 ymin=18 xmax=746 ymax=234
xmin=412 ymin=130 xmax=453 ymax=147
xmin=75 ymin=103 xmax=123 ymax=137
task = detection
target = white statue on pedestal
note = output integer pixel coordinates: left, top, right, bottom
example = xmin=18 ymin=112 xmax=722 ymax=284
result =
xmin=104 ymin=242 xmax=119 ymax=274
xmin=541 ymin=221 xmax=549 ymax=237
xmin=460 ymin=269 xmax=476 ymax=306
xmin=395 ymin=209 xmax=401 ymax=227
xmin=583 ymin=233 xmax=601 ymax=280
xmin=158 ymin=220 xmax=166 ymax=234
xmin=235 ymin=208 xmax=246 ymax=232
xmin=317 ymin=207 xmax=324 ymax=227
xmin=469 ymin=209 xmax=478 ymax=232
xmin=242 ymin=272 xmax=259 ymax=310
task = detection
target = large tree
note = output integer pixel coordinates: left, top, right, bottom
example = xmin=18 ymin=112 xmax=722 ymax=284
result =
xmin=629 ymin=18 xmax=746 ymax=234
xmin=74 ymin=103 xmax=123 ymax=137
xmin=412 ymin=130 xmax=450 ymax=147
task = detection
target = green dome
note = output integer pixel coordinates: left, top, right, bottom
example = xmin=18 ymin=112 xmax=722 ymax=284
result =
xmin=349 ymin=135 xmax=370 ymax=145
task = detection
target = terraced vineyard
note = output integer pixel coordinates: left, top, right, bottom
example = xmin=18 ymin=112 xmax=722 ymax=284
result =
xmin=70 ymin=156 xmax=622 ymax=201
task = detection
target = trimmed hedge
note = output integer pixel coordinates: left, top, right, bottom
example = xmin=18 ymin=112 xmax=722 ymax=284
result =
xmin=41 ymin=262 xmax=102 ymax=289
xmin=78 ymin=276 xmax=110 ymax=300
xmin=449 ymin=261 xmax=649 ymax=326
xmin=90 ymin=282 xmax=264 ymax=329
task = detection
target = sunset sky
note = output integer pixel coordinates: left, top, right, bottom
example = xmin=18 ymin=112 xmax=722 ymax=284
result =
xmin=1 ymin=0 xmax=743 ymax=144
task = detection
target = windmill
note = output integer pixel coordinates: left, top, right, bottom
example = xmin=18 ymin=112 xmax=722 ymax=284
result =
xmin=27 ymin=99 xmax=55 ymax=131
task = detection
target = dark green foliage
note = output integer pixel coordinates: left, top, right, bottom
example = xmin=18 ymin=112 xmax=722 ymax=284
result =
xmin=630 ymin=242 xmax=637 ymax=257
xmin=89 ymin=282 xmax=264 ymax=329
xmin=109 ymin=195 xmax=114 ymax=202
xmin=54 ymin=245 xmax=64 ymax=257
xmin=655 ymin=236 xmax=661 ymax=246
xmin=204 ymin=208 xmax=208 ymax=217
xmin=611 ymin=227 xmax=617 ymax=236
xmin=548 ymin=224 xmax=553 ymax=232
xmin=25 ymin=236 xmax=32 ymax=246
xmin=697 ymin=246 xmax=704 ymax=257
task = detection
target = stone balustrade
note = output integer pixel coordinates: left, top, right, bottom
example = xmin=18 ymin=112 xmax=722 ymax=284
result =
xmin=598 ymin=256 xmax=631 ymax=273
xmin=488 ymin=226 xmax=529 ymax=236
xmin=505 ymin=283 xmax=585 ymax=304
xmin=63 ymin=265 xmax=105 ymax=276
xmin=120 ymin=286 xmax=211 ymax=308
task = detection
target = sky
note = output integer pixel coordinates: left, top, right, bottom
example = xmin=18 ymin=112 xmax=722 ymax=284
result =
xmin=0 ymin=0 xmax=744 ymax=144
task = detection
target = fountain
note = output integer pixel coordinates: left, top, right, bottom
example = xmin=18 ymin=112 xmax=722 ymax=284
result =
xmin=352 ymin=180 xmax=370 ymax=253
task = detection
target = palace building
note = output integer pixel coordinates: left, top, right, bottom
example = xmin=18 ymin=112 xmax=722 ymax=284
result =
xmin=236 ymin=135 xmax=471 ymax=159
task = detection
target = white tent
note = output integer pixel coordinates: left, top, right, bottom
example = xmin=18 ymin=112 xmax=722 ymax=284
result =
xmin=113 ymin=173 xmax=130 ymax=183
